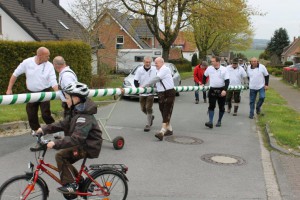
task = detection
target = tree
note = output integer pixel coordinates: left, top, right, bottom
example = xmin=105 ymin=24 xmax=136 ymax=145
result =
xmin=189 ymin=0 xmax=255 ymax=60
xmin=266 ymin=28 xmax=290 ymax=63
xmin=68 ymin=0 xmax=120 ymax=44
xmin=120 ymin=0 xmax=198 ymax=61
xmin=191 ymin=53 xmax=198 ymax=66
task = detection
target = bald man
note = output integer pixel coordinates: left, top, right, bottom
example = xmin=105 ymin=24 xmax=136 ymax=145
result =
xmin=144 ymin=57 xmax=176 ymax=141
xmin=53 ymin=56 xmax=78 ymax=117
xmin=6 ymin=47 xmax=58 ymax=132
xmin=247 ymin=57 xmax=269 ymax=119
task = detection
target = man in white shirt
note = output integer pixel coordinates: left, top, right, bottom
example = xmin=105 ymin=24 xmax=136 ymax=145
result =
xmin=53 ymin=56 xmax=78 ymax=118
xmin=202 ymin=56 xmax=230 ymax=128
xmin=134 ymin=56 xmax=156 ymax=132
xmin=247 ymin=57 xmax=269 ymax=119
xmin=6 ymin=47 xmax=58 ymax=132
xmin=238 ymin=58 xmax=247 ymax=71
xmin=226 ymin=58 xmax=248 ymax=116
xmin=144 ymin=57 xmax=176 ymax=141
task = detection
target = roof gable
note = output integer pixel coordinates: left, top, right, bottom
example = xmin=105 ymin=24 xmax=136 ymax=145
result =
xmin=102 ymin=9 xmax=153 ymax=49
xmin=0 ymin=0 xmax=87 ymax=41
xmin=282 ymin=37 xmax=300 ymax=56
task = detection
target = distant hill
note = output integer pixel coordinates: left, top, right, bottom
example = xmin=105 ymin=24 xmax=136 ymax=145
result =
xmin=252 ymin=39 xmax=269 ymax=50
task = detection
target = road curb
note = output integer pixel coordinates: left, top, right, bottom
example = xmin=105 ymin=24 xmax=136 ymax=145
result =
xmin=0 ymin=121 xmax=29 ymax=131
xmin=265 ymin=123 xmax=300 ymax=157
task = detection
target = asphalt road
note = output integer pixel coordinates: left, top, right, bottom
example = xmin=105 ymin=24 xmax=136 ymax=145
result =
xmin=0 ymin=78 xmax=278 ymax=199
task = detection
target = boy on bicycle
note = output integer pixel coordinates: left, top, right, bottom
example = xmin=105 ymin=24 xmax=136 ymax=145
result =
xmin=36 ymin=82 xmax=102 ymax=194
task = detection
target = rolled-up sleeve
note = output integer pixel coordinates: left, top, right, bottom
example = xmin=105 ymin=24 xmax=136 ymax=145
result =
xmin=13 ymin=61 xmax=26 ymax=77
xmin=49 ymin=66 xmax=58 ymax=87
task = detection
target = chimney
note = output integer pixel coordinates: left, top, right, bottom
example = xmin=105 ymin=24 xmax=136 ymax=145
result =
xmin=22 ymin=0 xmax=36 ymax=13
xmin=51 ymin=0 xmax=60 ymax=6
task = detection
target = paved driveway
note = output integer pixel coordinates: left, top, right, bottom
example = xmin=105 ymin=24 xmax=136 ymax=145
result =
xmin=0 ymin=78 xmax=276 ymax=199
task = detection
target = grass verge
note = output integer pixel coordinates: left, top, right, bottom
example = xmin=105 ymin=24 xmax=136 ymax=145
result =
xmin=257 ymin=88 xmax=300 ymax=152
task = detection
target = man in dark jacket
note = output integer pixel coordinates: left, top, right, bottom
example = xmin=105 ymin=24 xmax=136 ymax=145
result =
xmin=36 ymin=82 xmax=102 ymax=194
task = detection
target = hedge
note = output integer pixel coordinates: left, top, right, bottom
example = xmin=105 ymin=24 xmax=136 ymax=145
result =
xmin=0 ymin=40 xmax=91 ymax=94
xmin=169 ymin=58 xmax=192 ymax=72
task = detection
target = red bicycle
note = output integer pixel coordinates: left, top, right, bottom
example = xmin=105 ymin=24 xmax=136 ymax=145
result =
xmin=0 ymin=136 xmax=128 ymax=200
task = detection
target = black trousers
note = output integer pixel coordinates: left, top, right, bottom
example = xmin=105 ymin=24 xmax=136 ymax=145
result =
xmin=208 ymin=88 xmax=226 ymax=112
xmin=26 ymin=88 xmax=55 ymax=130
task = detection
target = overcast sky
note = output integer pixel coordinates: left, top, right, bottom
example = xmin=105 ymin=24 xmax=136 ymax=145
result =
xmin=60 ymin=0 xmax=300 ymax=41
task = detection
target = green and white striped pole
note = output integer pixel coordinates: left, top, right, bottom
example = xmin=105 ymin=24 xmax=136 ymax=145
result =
xmin=0 ymin=85 xmax=246 ymax=105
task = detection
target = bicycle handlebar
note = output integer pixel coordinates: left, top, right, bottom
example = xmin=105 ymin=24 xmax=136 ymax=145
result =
xmin=30 ymin=134 xmax=50 ymax=152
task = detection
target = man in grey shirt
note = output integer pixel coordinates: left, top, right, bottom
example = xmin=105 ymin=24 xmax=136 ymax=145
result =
xmin=53 ymin=56 xmax=78 ymax=117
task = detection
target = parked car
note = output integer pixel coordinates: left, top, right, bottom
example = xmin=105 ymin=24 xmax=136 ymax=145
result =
xmin=122 ymin=62 xmax=181 ymax=98
xmin=283 ymin=63 xmax=300 ymax=71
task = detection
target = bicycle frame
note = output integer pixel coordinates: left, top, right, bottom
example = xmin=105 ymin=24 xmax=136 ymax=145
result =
xmin=22 ymin=150 xmax=110 ymax=199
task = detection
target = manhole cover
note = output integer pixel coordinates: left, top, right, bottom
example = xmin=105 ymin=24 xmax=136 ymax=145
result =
xmin=165 ymin=135 xmax=203 ymax=145
xmin=201 ymin=153 xmax=246 ymax=166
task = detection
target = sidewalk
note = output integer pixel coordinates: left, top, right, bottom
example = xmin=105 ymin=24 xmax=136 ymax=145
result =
xmin=269 ymin=75 xmax=300 ymax=200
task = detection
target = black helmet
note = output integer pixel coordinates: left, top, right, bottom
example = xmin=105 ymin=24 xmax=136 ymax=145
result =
xmin=63 ymin=82 xmax=89 ymax=98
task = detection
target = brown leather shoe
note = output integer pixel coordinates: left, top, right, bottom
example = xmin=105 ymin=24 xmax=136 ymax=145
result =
xmin=155 ymin=132 xmax=164 ymax=141
xmin=164 ymin=130 xmax=173 ymax=136
xmin=144 ymin=125 xmax=150 ymax=132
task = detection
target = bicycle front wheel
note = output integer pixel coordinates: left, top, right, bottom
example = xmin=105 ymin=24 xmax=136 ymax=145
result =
xmin=83 ymin=170 xmax=128 ymax=200
xmin=0 ymin=175 xmax=47 ymax=200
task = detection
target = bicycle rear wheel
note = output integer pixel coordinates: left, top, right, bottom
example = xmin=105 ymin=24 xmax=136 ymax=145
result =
xmin=0 ymin=175 xmax=47 ymax=200
xmin=83 ymin=170 xmax=128 ymax=200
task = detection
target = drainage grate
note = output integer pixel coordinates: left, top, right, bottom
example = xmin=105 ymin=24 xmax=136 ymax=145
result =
xmin=165 ymin=135 xmax=203 ymax=145
xmin=201 ymin=153 xmax=246 ymax=166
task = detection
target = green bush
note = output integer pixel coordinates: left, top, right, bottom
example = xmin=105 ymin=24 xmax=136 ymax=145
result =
xmin=0 ymin=41 xmax=91 ymax=94
xmin=169 ymin=58 xmax=192 ymax=72
xmin=191 ymin=53 xmax=198 ymax=67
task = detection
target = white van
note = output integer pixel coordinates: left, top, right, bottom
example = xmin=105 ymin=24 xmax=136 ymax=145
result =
xmin=116 ymin=49 xmax=162 ymax=74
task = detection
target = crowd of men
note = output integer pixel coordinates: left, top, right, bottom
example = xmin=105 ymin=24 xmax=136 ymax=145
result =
xmin=193 ymin=56 xmax=269 ymax=128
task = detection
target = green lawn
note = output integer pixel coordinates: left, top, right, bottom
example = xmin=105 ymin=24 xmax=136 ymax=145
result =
xmin=257 ymin=88 xmax=300 ymax=151
xmin=234 ymin=49 xmax=264 ymax=59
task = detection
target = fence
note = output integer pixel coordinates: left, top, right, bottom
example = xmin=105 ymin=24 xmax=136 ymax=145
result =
xmin=282 ymin=70 xmax=300 ymax=87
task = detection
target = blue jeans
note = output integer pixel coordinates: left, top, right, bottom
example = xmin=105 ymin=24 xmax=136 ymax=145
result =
xmin=249 ymin=87 xmax=265 ymax=117
xmin=194 ymin=82 xmax=207 ymax=100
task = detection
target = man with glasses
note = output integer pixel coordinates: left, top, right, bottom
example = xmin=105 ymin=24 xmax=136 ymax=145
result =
xmin=226 ymin=58 xmax=248 ymax=116
xmin=134 ymin=56 xmax=156 ymax=132
xmin=247 ymin=57 xmax=269 ymax=119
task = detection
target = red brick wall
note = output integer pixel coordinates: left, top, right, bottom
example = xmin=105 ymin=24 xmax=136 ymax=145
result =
xmin=94 ymin=13 xmax=141 ymax=69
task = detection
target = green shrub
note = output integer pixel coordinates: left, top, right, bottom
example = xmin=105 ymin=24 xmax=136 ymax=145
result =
xmin=191 ymin=53 xmax=198 ymax=67
xmin=0 ymin=41 xmax=91 ymax=94
xmin=169 ymin=58 xmax=192 ymax=72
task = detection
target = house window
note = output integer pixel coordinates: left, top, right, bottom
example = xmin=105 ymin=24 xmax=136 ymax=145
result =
xmin=0 ymin=15 xmax=2 ymax=35
xmin=57 ymin=20 xmax=70 ymax=30
xmin=116 ymin=35 xmax=124 ymax=49
xmin=135 ymin=56 xmax=144 ymax=62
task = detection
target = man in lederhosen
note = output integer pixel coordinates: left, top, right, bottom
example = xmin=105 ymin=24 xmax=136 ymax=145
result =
xmin=226 ymin=57 xmax=248 ymax=116
xmin=202 ymin=56 xmax=229 ymax=128
xmin=143 ymin=57 xmax=176 ymax=141
xmin=134 ymin=56 xmax=156 ymax=132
